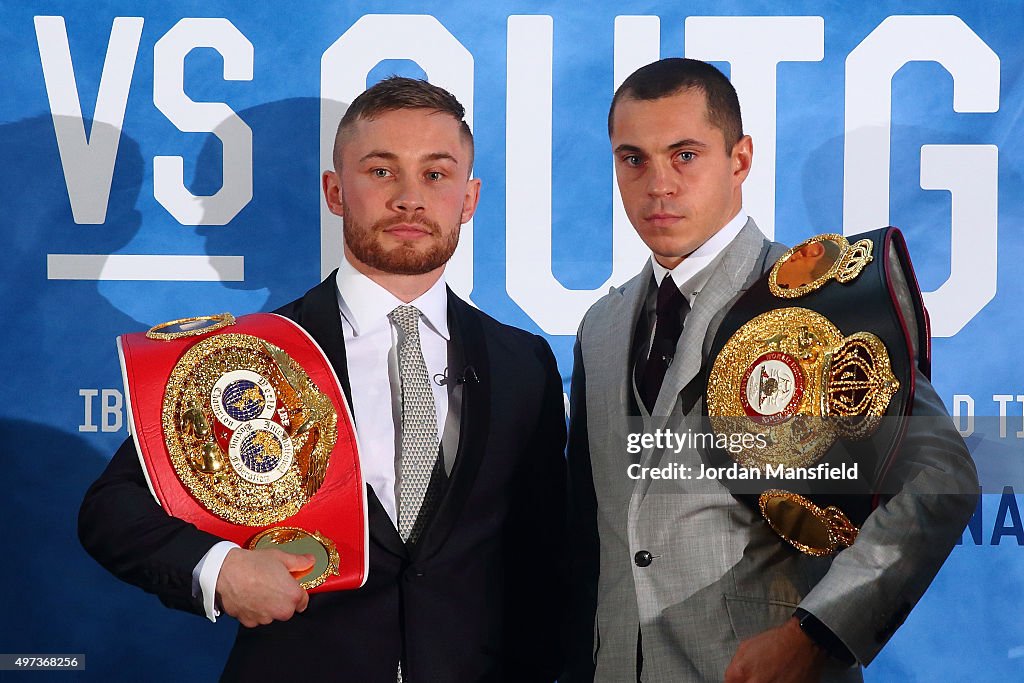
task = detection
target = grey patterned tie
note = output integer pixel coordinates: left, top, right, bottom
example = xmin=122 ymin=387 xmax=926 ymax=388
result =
xmin=390 ymin=305 xmax=441 ymax=545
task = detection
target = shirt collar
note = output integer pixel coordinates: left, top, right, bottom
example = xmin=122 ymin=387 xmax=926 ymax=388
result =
xmin=650 ymin=208 xmax=748 ymax=304
xmin=335 ymin=254 xmax=450 ymax=340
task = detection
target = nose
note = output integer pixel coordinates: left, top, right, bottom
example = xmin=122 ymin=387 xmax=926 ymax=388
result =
xmin=390 ymin=176 xmax=426 ymax=213
xmin=646 ymin=160 xmax=677 ymax=198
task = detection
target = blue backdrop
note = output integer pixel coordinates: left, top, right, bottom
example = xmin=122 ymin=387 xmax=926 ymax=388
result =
xmin=1 ymin=1 xmax=1021 ymax=680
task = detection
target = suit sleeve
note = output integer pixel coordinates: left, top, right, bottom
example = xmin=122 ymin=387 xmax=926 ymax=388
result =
xmin=797 ymin=368 xmax=979 ymax=664
xmin=78 ymin=436 xmax=225 ymax=616
xmin=500 ymin=335 xmax=569 ymax=681
xmin=563 ymin=321 xmax=601 ymax=682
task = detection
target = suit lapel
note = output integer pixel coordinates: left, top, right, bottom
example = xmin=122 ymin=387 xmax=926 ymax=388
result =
xmin=293 ymin=272 xmax=406 ymax=559
xmin=293 ymin=271 xmax=352 ymax=402
xmin=590 ymin=264 xmax=654 ymax=459
xmin=650 ymin=219 xmax=768 ymax=427
xmin=632 ymin=220 xmax=769 ymax=507
xmin=411 ymin=290 xmax=491 ymax=562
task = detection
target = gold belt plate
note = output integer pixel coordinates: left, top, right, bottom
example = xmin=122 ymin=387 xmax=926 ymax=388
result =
xmin=768 ymin=233 xmax=873 ymax=298
xmin=246 ymin=527 xmax=341 ymax=590
xmin=162 ymin=332 xmax=338 ymax=526
xmin=758 ymin=490 xmax=859 ymax=557
xmin=707 ymin=307 xmax=898 ymax=470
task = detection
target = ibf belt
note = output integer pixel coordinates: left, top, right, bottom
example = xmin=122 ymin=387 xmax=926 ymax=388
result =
xmin=118 ymin=312 xmax=367 ymax=592
xmin=705 ymin=228 xmax=929 ymax=556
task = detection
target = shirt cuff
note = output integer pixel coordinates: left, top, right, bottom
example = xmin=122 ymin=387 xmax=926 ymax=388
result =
xmin=192 ymin=540 xmax=240 ymax=623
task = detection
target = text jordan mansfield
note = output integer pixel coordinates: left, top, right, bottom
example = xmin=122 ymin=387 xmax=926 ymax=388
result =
xmin=627 ymin=462 xmax=860 ymax=481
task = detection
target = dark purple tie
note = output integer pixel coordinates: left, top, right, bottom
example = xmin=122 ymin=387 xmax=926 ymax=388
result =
xmin=638 ymin=275 xmax=690 ymax=412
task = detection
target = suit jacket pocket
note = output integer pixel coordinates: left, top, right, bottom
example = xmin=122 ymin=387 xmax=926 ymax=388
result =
xmin=724 ymin=594 xmax=799 ymax=641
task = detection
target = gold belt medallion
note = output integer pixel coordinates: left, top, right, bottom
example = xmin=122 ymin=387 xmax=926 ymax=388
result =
xmin=707 ymin=307 xmax=899 ymax=470
xmin=162 ymin=332 xmax=338 ymax=526
xmin=768 ymin=233 xmax=873 ymax=299
xmin=246 ymin=527 xmax=341 ymax=590
xmin=147 ymin=312 xmax=236 ymax=340
xmin=758 ymin=490 xmax=860 ymax=557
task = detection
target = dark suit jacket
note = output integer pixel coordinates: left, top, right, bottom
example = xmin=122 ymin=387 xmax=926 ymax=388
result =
xmin=79 ymin=273 xmax=568 ymax=682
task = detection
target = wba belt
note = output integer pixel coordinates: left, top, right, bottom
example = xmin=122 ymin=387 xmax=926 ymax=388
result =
xmin=704 ymin=227 xmax=930 ymax=556
xmin=118 ymin=312 xmax=367 ymax=592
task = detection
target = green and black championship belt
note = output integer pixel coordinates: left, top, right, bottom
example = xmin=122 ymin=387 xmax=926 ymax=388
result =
xmin=704 ymin=227 xmax=930 ymax=556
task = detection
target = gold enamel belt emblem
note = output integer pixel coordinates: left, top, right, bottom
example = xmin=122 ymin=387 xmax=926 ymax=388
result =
xmin=162 ymin=330 xmax=339 ymax=527
xmin=707 ymin=306 xmax=899 ymax=555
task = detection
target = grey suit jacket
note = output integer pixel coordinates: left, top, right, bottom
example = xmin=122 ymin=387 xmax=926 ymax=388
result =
xmin=565 ymin=218 xmax=978 ymax=682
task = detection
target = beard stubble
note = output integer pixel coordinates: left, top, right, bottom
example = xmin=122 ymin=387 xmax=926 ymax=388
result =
xmin=342 ymin=206 xmax=460 ymax=276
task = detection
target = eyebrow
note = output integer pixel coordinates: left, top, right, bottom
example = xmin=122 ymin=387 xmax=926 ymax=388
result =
xmin=613 ymin=139 xmax=709 ymax=155
xmin=359 ymin=150 xmax=460 ymax=165
xmin=667 ymin=138 xmax=708 ymax=151
xmin=423 ymin=152 xmax=460 ymax=165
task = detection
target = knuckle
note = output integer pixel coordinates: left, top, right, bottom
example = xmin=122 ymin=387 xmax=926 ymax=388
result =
xmin=271 ymin=606 xmax=295 ymax=621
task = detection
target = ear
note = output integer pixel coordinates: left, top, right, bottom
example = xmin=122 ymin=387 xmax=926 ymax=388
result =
xmin=322 ymin=170 xmax=344 ymax=217
xmin=732 ymin=135 xmax=753 ymax=184
xmin=460 ymin=178 xmax=482 ymax=224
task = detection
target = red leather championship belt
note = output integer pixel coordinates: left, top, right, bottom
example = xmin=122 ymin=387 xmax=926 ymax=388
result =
xmin=118 ymin=312 xmax=367 ymax=593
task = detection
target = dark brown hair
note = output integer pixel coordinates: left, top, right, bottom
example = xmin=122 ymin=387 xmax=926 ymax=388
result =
xmin=608 ymin=58 xmax=743 ymax=152
xmin=334 ymin=76 xmax=473 ymax=169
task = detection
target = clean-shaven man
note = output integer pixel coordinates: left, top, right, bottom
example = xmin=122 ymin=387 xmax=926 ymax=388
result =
xmin=566 ymin=58 xmax=977 ymax=683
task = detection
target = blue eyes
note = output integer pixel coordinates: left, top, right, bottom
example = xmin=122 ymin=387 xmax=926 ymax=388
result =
xmin=370 ymin=169 xmax=444 ymax=180
xmin=620 ymin=152 xmax=696 ymax=167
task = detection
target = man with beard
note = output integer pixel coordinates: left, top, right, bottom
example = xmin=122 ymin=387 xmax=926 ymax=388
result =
xmin=79 ymin=77 xmax=567 ymax=682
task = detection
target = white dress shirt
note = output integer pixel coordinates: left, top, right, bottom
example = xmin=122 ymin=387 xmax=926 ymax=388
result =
xmin=334 ymin=254 xmax=450 ymax=526
xmin=193 ymin=254 xmax=451 ymax=621
xmin=635 ymin=210 xmax=749 ymax=398
xmin=650 ymin=209 xmax=748 ymax=304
